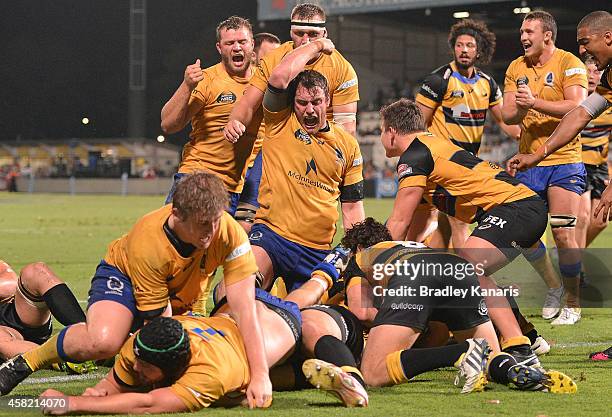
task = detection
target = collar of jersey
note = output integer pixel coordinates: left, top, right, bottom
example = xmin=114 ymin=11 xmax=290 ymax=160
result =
xmin=450 ymin=62 xmax=480 ymax=84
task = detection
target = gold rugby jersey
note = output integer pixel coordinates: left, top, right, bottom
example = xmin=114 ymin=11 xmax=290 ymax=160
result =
xmin=104 ymin=206 xmax=257 ymax=315
xmin=416 ymin=62 xmax=502 ymax=155
xmin=180 ymin=63 xmax=264 ymax=193
xmin=581 ymin=106 xmax=612 ymax=166
xmin=255 ymin=105 xmax=363 ymax=250
xmin=504 ymin=49 xmax=587 ymax=166
xmin=114 ymin=315 xmax=249 ymax=411
xmin=596 ymin=66 xmax=612 ymax=104
xmin=396 ymin=132 xmax=536 ymax=223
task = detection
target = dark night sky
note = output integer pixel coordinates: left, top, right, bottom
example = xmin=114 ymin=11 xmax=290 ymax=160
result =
xmin=0 ymin=1 xmax=603 ymax=143
xmin=1 ymin=0 xmax=263 ymax=142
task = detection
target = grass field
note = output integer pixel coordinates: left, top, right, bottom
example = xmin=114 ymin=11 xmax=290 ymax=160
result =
xmin=0 ymin=193 xmax=611 ymax=417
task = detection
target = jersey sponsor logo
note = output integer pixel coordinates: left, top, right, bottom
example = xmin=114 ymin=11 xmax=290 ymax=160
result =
xmin=397 ymin=163 xmax=412 ymax=177
xmin=333 ymin=147 xmax=346 ymax=166
xmin=478 ymin=298 xmax=488 ymax=316
xmin=105 ymin=276 xmax=124 ymax=296
xmin=565 ymin=67 xmax=586 ymax=77
xmin=479 ymin=214 xmax=507 ymax=229
xmin=448 ymin=104 xmax=486 ymax=125
xmin=352 ymin=156 xmax=363 ymax=167
xmin=305 ymin=158 xmax=318 ymax=176
xmin=249 ymin=231 xmax=263 ymax=241
xmin=545 ymin=71 xmax=554 ymax=87
xmin=294 ymin=129 xmax=312 ymax=144
xmin=421 ymin=83 xmax=438 ymax=99
xmin=216 ymin=91 xmax=237 ymax=103
xmin=451 ymin=90 xmax=464 ymax=98
xmin=226 ymin=242 xmax=251 ymax=262
xmin=338 ymin=78 xmax=358 ymax=90
xmin=287 ymin=163 xmax=335 ymax=194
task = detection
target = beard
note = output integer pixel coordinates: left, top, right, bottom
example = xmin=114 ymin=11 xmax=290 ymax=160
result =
xmin=455 ymin=56 xmax=477 ymax=71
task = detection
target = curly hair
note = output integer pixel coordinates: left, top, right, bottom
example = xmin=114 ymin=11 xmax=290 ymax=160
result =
xmin=134 ymin=317 xmax=191 ymax=385
xmin=172 ymin=172 xmax=229 ymax=225
xmin=341 ymin=217 xmax=392 ymax=253
xmin=448 ymin=19 xmax=496 ymax=65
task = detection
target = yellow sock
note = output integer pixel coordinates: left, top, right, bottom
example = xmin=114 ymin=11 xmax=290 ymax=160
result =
xmin=23 ymin=334 xmax=62 ymax=371
xmin=385 ymin=351 xmax=408 ymax=385
xmin=500 ymin=335 xmax=531 ymax=350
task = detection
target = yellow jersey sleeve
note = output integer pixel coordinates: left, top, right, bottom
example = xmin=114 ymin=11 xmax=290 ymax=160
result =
xmin=113 ymin=335 xmax=138 ymax=387
xmin=561 ymin=54 xmax=588 ymax=89
xmin=596 ymin=68 xmax=612 ymax=104
xmin=218 ymin=215 xmax=258 ymax=286
xmin=503 ymin=59 xmax=518 ymax=94
xmin=170 ymin=371 xmax=226 ymax=411
xmin=396 ymin=138 xmax=434 ymax=189
xmin=341 ymin=134 xmax=363 ymax=187
xmin=331 ymin=53 xmax=359 ymax=106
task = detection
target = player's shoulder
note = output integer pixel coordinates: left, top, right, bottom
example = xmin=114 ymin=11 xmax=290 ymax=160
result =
xmin=331 ymin=122 xmax=358 ymax=145
xmin=476 ymin=67 xmax=493 ymax=81
xmin=262 ymin=41 xmax=294 ymax=64
xmin=430 ymin=63 xmax=453 ymax=79
xmin=399 ymin=133 xmax=436 ymax=161
xmin=202 ymin=62 xmax=225 ymax=80
xmin=506 ymin=55 xmax=526 ymax=72
xmin=555 ymin=48 xmax=585 ymax=69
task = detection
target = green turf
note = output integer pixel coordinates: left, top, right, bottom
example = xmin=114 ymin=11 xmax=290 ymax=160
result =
xmin=0 ymin=193 xmax=611 ymax=417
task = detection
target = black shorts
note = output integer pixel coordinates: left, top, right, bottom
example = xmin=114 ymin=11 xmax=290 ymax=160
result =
xmin=471 ymin=196 xmax=548 ymax=260
xmin=372 ymin=253 xmax=490 ymax=332
xmin=585 ymin=163 xmax=609 ymax=200
xmin=302 ymin=304 xmax=364 ymax=362
xmin=0 ymin=299 xmax=53 ymax=345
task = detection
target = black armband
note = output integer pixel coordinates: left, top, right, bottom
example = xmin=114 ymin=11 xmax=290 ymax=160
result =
xmin=340 ymin=181 xmax=364 ymax=202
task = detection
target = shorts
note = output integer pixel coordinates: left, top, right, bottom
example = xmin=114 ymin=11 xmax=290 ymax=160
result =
xmin=585 ymin=163 xmax=609 ymax=200
xmin=302 ymin=304 xmax=364 ymax=362
xmin=0 ymin=299 xmax=53 ymax=345
xmin=165 ymin=173 xmax=240 ymax=216
xmin=249 ymin=223 xmax=329 ymax=292
xmin=372 ymin=253 xmax=490 ymax=332
xmin=87 ymin=260 xmax=138 ymax=318
xmin=239 ymin=151 xmax=262 ymax=208
xmin=211 ymin=288 xmax=302 ymax=341
xmin=515 ymin=163 xmax=586 ymax=201
xmin=471 ymin=196 xmax=548 ymax=260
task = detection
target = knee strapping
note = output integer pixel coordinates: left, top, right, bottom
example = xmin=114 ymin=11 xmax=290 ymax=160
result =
xmin=234 ymin=207 xmax=256 ymax=223
xmin=17 ymin=276 xmax=46 ymax=309
xmin=550 ymin=214 xmax=577 ymax=229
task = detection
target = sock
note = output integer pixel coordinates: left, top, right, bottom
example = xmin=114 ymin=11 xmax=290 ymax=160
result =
xmin=42 ymin=284 xmax=86 ymax=325
xmin=314 ymin=335 xmax=364 ymax=387
xmin=560 ymin=262 xmax=581 ymax=308
xmin=386 ymin=341 xmax=469 ymax=384
xmin=23 ymin=334 xmax=61 ymax=371
xmin=524 ymin=328 xmax=539 ymax=345
xmin=487 ymin=352 xmax=517 ymax=385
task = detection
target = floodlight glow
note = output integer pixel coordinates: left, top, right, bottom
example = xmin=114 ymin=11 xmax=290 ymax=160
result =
xmin=453 ymin=11 xmax=470 ymax=18
xmin=81 ymin=117 xmax=90 ymax=125
xmin=514 ymin=7 xmax=531 ymax=14
xmin=157 ymin=135 xmax=165 ymax=143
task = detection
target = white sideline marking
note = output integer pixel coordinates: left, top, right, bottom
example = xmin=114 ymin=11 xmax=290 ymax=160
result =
xmin=23 ymin=373 xmax=104 ymax=385
xmin=554 ymin=341 xmax=612 ymax=348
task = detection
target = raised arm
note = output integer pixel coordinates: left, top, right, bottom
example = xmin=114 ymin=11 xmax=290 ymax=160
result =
xmin=160 ymin=59 xmax=205 ymax=134
xmin=268 ymin=39 xmax=335 ymax=90
xmin=224 ymin=85 xmax=265 ymax=143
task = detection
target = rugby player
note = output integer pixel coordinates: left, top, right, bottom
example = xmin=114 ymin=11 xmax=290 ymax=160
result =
xmin=235 ymin=32 xmax=281 ymax=232
xmin=341 ymin=219 xmax=576 ymax=394
xmin=502 ymin=11 xmax=588 ymax=325
xmin=577 ymin=55 xmax=611 ymax=261
xmin=415 ymin=19 xmax=520 ymax=249
xmin=224 ymin=2 xmax=359 ymax=141
xmin=225 ymin=35 xmax=364 ymax=294
xmin=0 ymin=173 xmax=272 ymax=406
xmin=0 ymin=261 xmax=86 ymax=360
xmin=380 ymin=98 xmax=547 ymax=366
xmin=39 ymin=290 xmax=301 ymax=414
xmin=160 ymin=16 xmax=258 ymax=216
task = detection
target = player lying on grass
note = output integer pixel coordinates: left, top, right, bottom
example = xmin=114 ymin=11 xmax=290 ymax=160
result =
xmin=39 ymin=289 xmax=301 ymax=414
xmin=340 ymin=218 xmax=577 ymax=394
xmin=0 ymin=260 xmax=95 ymax=374
xmin=0 ymin=172 xmax=271 ymax=406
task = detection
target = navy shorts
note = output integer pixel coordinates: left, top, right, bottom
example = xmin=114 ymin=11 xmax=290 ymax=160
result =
xmin=87 ymin=261 xmax=137 ymax=317
xmin=239 ymin=151 xmax=262 ymax=208
xmin=515 ymin=163 xmax=586 ymax=201
xmin=165 ymin=173 xmax=240 ymax=216
xmin=249 ymin=223 xmax=329 ymax=292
